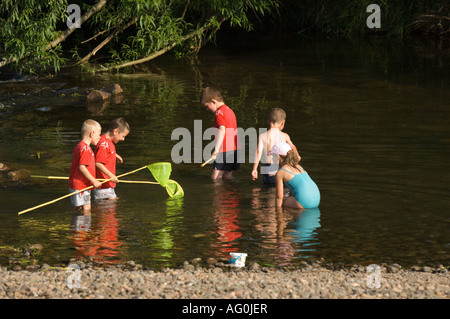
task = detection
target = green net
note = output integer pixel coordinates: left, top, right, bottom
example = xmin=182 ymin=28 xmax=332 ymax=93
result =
xmin=165 ymin=179 xmax=184 ymax=198
xmin=147 ymin=162 xmax=184 ymax=198
xmin=147 ymin=162 xmax=172 ymax=187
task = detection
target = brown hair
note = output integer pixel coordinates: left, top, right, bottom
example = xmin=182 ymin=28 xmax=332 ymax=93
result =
xmin=280 ymin=150 xmax=301 ymax=172
xmin=109 ymin=117 xmax=130 ymax=133
xmin=200 ymin=87 xmax=224 ymax=104
xmin=268 ymin=108 xmax=286 ymax=124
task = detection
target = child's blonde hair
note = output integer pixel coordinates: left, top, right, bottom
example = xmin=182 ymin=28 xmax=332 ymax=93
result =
xmin=81 ymin=119 xmax=101 ymax=136
xmin=200 ymin=87 xmax=224 ymax=104
xmin=268 ymin=108 xmax=286 ymax=124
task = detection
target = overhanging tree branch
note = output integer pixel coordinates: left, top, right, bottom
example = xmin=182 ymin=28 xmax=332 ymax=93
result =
xmin=98 ymin=35 xmax=194 ymax=72
xmin=1 ymin=1 xmax=279 ymax=74
xmin=98 ymin=19 xmax=225 ymax=72
xmin=46 ymin=0 xmax=108 ymax=51
xmin=73 ymin=16 xmax=139 ymax=66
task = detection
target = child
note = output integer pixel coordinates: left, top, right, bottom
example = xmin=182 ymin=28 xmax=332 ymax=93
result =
xmin=272 ymin=142 xmax=320 ymax=209
xmin=251 ymin=108 xmax=300 ymax=185
xmin=94 ymin=118 xmax=130 ymax=200
xmin=201 ymin=87 xmax=240 ymax=180
xmin=69 ymin=119 xmax=103 ymax=212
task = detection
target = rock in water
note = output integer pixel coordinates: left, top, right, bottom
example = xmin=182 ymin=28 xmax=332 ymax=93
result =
xmin=86 ymin=89 xmax=112 ymax=103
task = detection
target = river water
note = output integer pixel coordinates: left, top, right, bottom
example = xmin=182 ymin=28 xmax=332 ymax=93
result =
xmin=0 ymin=35 xmax=449 ymax=269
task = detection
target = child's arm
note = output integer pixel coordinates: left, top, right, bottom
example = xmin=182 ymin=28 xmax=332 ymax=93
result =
xmin=212 ymin=125 xmax=226 ymax=157
xmin=79 ymin=165 xmax=102 ymax=188
xmin=251 ymin=135 xmax=265 ymax=180
xmin=275 ymin=171 xmax=284 ymax=207
xmin=284 ymin=133 xmax=301 ymax=161
xmin=95 ymin=162 xmax=119 ymax=183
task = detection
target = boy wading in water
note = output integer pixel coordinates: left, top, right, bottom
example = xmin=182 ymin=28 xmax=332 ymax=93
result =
xmin=201 ymin=87 xmax=240 ymax=180
xmin=252 ymin=108 xmax=300 ymax=185
xmin=94 ymin=118 xmax=130 ymax=200
xmin=68 ymin=119 xmax=102 ymax=212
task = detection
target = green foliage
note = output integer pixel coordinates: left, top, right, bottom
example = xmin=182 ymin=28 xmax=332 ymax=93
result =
xmin=3 ymin=0 xmax=445 ymax=74
xmin=0 ymin=0 xmax=69 ymax=73
xmin=0 ymin=0 xmax=279 ymax=74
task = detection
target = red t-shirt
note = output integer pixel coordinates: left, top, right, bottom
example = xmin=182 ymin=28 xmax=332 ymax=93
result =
xmin=214 ymin=104 xmax=240 ymax=153
xmin=69 ymin=141 xmax=96 ymax=190
xmin=94 ymin=134 xmax=117 ymax=189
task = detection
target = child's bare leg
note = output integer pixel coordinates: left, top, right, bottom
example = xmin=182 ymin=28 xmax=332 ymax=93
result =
xmin=282 ymin=196 xmax=304 ymax=209
xmin=222 ymin=171 xmax=233 ymax=180
xmin=75 ymin=204 xmax=91 ymax=214
xmin=211 ymin=169 xmax=223 ymax=180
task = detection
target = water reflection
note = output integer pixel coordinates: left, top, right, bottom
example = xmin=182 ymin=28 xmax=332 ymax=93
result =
xmin=250 ymin=186 xmax=321 ymax=266
xmin=69 ymin=196 xmax=185 ymax=266
xmin=250 ymin=186 xmax=282 ymax=250
xmin=70 ymin=200 xmax=122 ymax=263
xmin=292 ymin=208 xmax=321 ymax=250
xmin=210 ymin=181 xmax=242 ymax=256
xmin=152 ymin=198 xmax=184 ymax=258
xmin=86 ymin=94 xmax=123 ymax=116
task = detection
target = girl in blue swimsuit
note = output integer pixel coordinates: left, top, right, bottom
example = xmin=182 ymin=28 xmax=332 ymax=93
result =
xmin=271 ymin=142 xmax=320 ymax=209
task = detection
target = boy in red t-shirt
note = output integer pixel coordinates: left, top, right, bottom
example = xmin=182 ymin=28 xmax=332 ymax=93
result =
xmin=201 ymin=87 xmax=240 ymax=180
xmin=69 ymin=119 xmax=102 ymax=212
xmin=94 ymin=118 xmax=130 ymax=200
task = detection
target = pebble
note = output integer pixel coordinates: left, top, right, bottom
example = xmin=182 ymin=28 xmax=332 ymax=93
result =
xmin=0 ymin=261 xmax=448 ymax=299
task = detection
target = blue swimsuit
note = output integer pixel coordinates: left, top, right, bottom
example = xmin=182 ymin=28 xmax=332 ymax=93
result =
xmin=280 ymin=168 xmax=320 ymax=209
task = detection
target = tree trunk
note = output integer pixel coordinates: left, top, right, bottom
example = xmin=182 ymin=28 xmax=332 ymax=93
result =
xmin=74 ymin=16 xmax=139 ymax=66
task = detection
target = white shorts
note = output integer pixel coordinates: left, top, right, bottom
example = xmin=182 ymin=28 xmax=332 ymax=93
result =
xmin=71 ymin=214 xmax=91 ymax=232
xmin=94 ymin=188 xmax=117 ymax=200
xmin=69 ymin=188 xmax=91 ymax=207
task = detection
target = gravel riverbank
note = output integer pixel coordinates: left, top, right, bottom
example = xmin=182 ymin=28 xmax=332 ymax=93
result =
xmin=0 ymin=260 xmax=448 ymax=299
